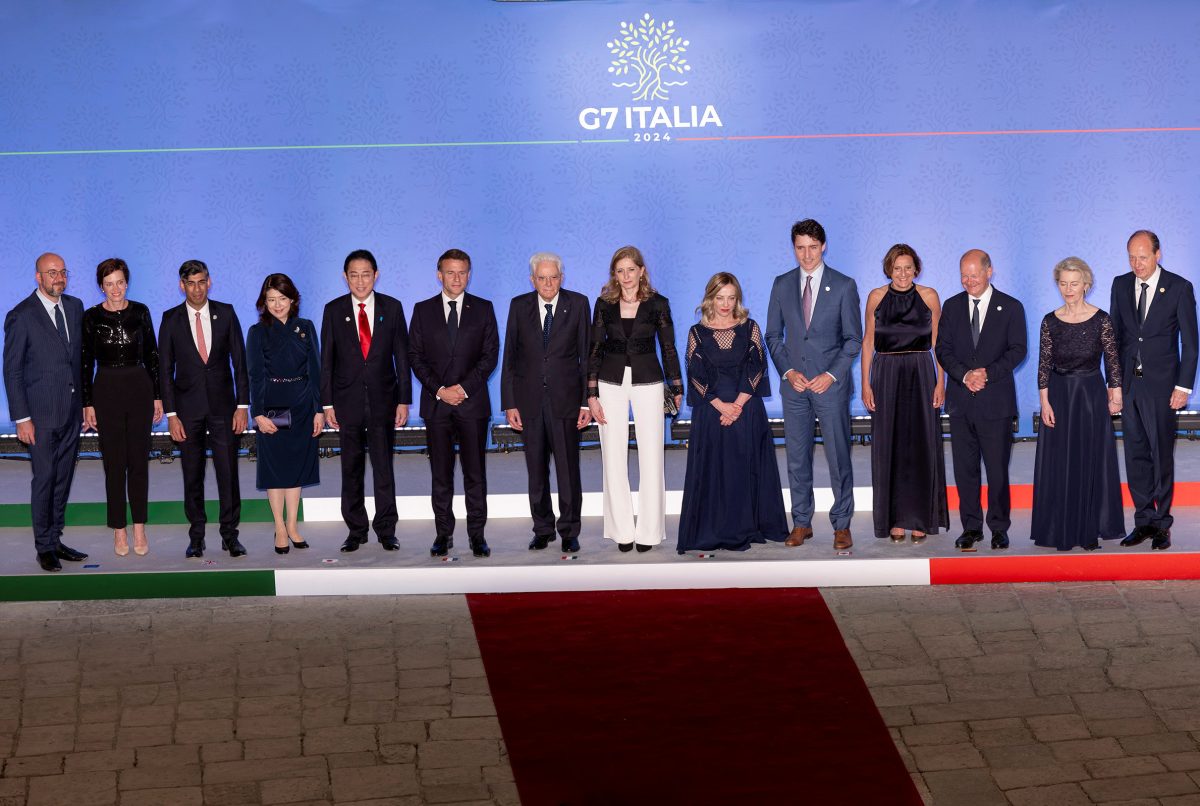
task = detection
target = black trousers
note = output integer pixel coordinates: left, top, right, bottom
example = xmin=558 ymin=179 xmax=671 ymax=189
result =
xmin=93 ymin=366 xmax=153 ymax=529
xmin=948 ymin=414 xmax=1013 ymax=533
xmin=523 ymin=397 xmax=583 ymax=540
xmin=1122 ymin=377 xmax=1178 ymax=529
xmin=339 ymin=401 xmax=398 ymax=540
xmin=426 ymin=407 xmax=488 ymax=541
xmin=29 ymin=413 xmax=80 ymax=554
xmin=178 ymin=410 xmax=241 ymax=541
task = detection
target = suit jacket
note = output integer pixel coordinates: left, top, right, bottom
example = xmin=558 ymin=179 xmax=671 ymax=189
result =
xmin=3 ymin=291 xmax=84 ymax=429
xmin=765 ymin=265 xmax=863 ymax=400
xmin=501 ymin=289 xmax=591 ymax=419
xmin=158 ymin=300 xmax=249 ymax=420
xmin=586 ymin=294 xmax=683 ymax=393
xmin=407 ymin=293 xmax=499 ymax=420
xmin=319 ymin=292 xmax=412 ymax=419
xmin=936 ymin=287 xmax=1027 ymax=420
xmin=1109 ymin=267 xmax=1199 ymax=395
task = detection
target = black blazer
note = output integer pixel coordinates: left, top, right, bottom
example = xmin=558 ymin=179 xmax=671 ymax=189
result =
xmin=158 ymin=300 xmax=249 ymax=420
xmin=407 ymin=293 xmax=499 ymax=420
xmin=319 ymin=292 xmax=412 ymax=418
xmin=500 ymin=289 xmax=591 ymax=419
xmin=3 ymin=291 xmax=84 ymax=429
xmin=935 ymin=288 xmax=1027 ymax=421
xmin=587 ymin=294 xmax=683 ymax=397
xmin=1109 ymin=267 xmax=1198 ymax=395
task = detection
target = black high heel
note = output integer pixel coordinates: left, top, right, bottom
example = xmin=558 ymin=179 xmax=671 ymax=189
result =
xmin=289 ymin=536 xmax=310 ymax=549
xmin=636 ymin=544 xmax=653 ymax=553
xmin=274 ymin=544 xmax=290 ymax=555
xmin=618 ymin=543 xmax=634 ymax=553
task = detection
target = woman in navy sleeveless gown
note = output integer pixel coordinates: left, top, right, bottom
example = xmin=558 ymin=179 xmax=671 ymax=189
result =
xmin=677 ymin=273 xmax=787 ymax=553
xmin=861 ymin=244 xmax=949 ymax=543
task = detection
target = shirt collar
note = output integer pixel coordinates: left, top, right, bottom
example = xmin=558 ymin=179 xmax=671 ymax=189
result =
xmin=36 ymin=290 xmax=62 ymax=311
xmin=442 ymin=291 xmax=464 ymax=305
xmin=969 ymin=285 xmax=994 ymax=305
xmin=186 ymin=300 xmax=210 ymax=317
xmin=801 ymin=262 xmax=825 ymax=284
xmin=538 ymin=293 xmax=560 ymax=309
xmin=351 ymin=292 xmax=375 ymax=308
xmin=1140 ymin=266 xmax=1162 ymax=290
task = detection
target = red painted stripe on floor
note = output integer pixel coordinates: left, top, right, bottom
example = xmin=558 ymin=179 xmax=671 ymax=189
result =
xmin=930 ymin=553 xmax=1200 ymax=584
xmin=946 ymin=481 xmax=1200 ymax=510
xmin=467 ymin=588 xmax=921 ymax=806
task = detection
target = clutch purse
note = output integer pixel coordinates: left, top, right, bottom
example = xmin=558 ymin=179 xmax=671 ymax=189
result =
xmin=264 ymin=408 xmax=292 ymax=429
xmin=663 ymin=387 xmax=679 ymax=417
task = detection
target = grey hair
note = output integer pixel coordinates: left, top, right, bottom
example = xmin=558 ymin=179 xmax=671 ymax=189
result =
xmin=1053 ymin=256 xmax=1094 ymax=292
xmin=528 ymin=252 xmax=563 ymax=276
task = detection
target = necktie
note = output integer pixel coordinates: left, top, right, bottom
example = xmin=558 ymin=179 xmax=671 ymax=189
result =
xmin=195 ymin=311 xmax=209 ymax=363
xmin=54 ymin=303 xmax=68 ymax=346
xmin=802 ymin=275 xmax=813 ymax=328
xmin=357 ymin=303 xmax=371 ymax=359
xmin=542 ymin=303 xmax=554 ymax=348
xmin=1137 ymin=282 xmax=1149 ymax=325
xmin=971 ymin=298 xmax=981 ymax=348
xmin=447 ymin=300 xmax=459 ymax=347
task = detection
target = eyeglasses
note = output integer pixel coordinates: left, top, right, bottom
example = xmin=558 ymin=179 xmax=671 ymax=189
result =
xmin=39 ymin=270 xmax=68 ymax=279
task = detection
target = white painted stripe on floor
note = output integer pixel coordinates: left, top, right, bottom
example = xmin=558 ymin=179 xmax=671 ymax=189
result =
xmin=274 ymin=557 xmax=930 ymax=596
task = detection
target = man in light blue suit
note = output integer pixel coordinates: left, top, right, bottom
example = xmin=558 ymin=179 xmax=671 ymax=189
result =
xmin=766 ymin=219 xmax=863 ymax=550
xmin=3 ymin=253 xmax=88 ymax=572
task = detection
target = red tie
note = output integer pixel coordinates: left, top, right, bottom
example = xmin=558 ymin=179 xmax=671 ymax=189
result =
xmin=358 ymin=303 xmax=371 ymax=359
xmin=195 ymin=311 xmax=208 ymax=363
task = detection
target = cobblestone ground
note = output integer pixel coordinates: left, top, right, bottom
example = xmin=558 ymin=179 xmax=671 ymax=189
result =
xmin=0 ymin=595 xmax=516 ymax=806
xmin=824 ymin=581 xmax=1200 ymax=806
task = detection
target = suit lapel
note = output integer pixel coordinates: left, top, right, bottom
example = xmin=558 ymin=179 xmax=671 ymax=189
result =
xmin=32 ymin=294 xmax=71 ymax=356
xmin=1142 ymin=273 xmax=1171 ymax=331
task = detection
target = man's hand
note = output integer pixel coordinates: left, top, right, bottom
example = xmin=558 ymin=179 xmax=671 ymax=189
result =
xmin=807 ymin=372 xmax=835 ymax=394
xmin=505 ymin=408 xmax=523 ymax=431
xmin=577 ymin=408 xmax=592 ymax=429
xmin=168 ymin=415 xmax=187 ymax=442
xmin=438 ymin=385 xmax=467 ymax=406
xmin=395 ymin=404 xmax=409 ymax=427
xmin=784 ymin=370 xmax=809 ymax=393
xmin=964 ymin=368 xmax=988 ymax=393
xmin=1170 ymin=389 xmax=1189 ymax=410
xmin=232 ymin=408 xmax=248 ymax=434
xmin=16 ymin=420 xmax=35 ymax=446
xmin=324 ymin=406 xmax=339 ymax=430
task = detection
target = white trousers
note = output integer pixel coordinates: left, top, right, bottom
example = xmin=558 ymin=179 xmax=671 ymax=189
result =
xmin=597 ymin=367 xmax=666 ymax=545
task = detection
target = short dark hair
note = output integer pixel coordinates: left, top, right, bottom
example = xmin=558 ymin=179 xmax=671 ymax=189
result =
xmin=344 ymin=249 xmax=378 ymax=274
xmin=256 ymin=273 xmax=301 ymax=324
xmin=790 ymin=219 xmax=826 ymax=245
xmin=178 ymin=259 xmax=209 ymax=280
xmin=96 ymin=257 xmax=129 ymax=286
xmin=883 ymin=243 xmax=923 ymax=278
xmin=1128 ymin=229 xmax=1161 ymax=253
xmin=437 ymin=248 xmax=472 ymax=272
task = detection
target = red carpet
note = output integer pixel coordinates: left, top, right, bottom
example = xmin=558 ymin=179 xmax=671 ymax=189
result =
xmin=468 ymin=588 xmax=921 ymax=806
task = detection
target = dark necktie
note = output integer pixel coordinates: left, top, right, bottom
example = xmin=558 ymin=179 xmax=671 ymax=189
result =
xmin=542 ymin=303 xmax=553 ymax=348
xmin=971 ymin=298 xmax=981 ymax=348
xmin=447 ymin=300 xmax=459 ymax=348
xmin=357 ymin=303 xmax=371 ymax=359
xmin=54 ymin=303 xmax=69 ymax=346
xmin=1137 ymin=281 xmax=1149 ymax=325
xmin=802 ymin=275 xmax=813 ymax=328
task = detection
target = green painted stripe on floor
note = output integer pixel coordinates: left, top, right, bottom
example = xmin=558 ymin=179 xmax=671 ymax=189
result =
xmin=0 ymin=499 xmax=300 ymax=527
xmin=0 ymin=570 xmax=276 ymax=602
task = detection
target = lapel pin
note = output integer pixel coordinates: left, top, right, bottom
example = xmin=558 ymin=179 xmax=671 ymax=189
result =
xmin=345 ymin=316 xmax=351 ymax=322
xmin=824 ymin=286 xmax=830 ymax=292
xmin=212 ymin=314 xmax=218 ymax=319
xmin=996 ymin=305 xmax=1002 ymax=311
xmin=1160 ymin=287 xmax=1165 ymax=293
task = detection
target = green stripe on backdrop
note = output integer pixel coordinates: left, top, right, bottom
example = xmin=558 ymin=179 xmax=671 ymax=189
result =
xmin=0 ymin=499 xmax=300 ymax=528
xmin=0 ymin=570 xmax=276 ymax=602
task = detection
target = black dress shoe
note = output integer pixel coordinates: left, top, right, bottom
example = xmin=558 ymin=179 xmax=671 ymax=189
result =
xmin=1083 ymin=542 xmax=1101 ymax=551
xmin=222 ymin=537 xmax=247 ymax=557
xmin=528 ymin=534 xmax=554 ymax=550
xmin=430 ymin=536 xmax=453 ymax=557
xmin=55 ymin=544 xmax=88 ymax=562
xmin=1152 ymin=528 xmax=1171 ymax=551
xmin=635 ymin=543 xmax=653 ymax=553
xmin=1120 ymin=525 xmax=1156 ymax=547
xmin=37 ymin=552 xmax=62 ymax=572
xmin=379 ymin=536 xmax=400 ymax=551
xmin=561 ymin=536 xmax=581 ymax=554
xmin=185 ymin=537 xmax=205 ymax=558
xmin=954 ymin=530 xmax=984 ymax=550
xmin=991 ymin=531 xmax=1010 ymax=550
xmin=618 ymin=542 xmax=634 ymax=553
xmin=470 ymin=539 xmax=491 ymax=558
xmin=340 ymin=535 xmax=368 ymax=553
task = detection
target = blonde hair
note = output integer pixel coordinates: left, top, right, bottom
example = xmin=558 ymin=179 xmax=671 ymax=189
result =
xmin=1053 ymin=256 xmax=1094 ymax=293
xmin=599 ymin=245 xmax=656 ymax=304
xmin=696 ymin=272 xmax=749 ymax=324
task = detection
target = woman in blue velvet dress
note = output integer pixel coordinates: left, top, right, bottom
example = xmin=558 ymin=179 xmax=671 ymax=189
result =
xmin=677 ymin=272 xmax=788 ymax=553
xmin=247 ymin=273 xmax=324 ymax=554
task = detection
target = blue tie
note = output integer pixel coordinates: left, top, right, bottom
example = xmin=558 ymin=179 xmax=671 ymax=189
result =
xmin=54 ymin=303 xmax=69 ymax=346
xmin=542 ymin=303 xmax=553 ymax=348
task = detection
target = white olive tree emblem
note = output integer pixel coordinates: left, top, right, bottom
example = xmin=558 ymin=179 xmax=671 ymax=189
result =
xmin=607 ymin=13 xmax=691 ymax=102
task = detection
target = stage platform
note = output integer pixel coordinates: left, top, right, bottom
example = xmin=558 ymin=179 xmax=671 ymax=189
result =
xmin=1 ymin=441 xmax=1199 ymax=601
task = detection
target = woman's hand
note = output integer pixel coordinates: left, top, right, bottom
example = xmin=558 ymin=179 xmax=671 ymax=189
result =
xmin=82 ymin=406 xmax=97 ymax=431
xmin=588 ymin=398 xmax=607 ymax=426
xmin=712 ymin=399 xmax=741 ymax=427
xmin=152 ymin=399 xmax=164 ymax=424
xmin=1107 ymin=388 xmax=1123 ymax=415
xmin=1041 ymin=401 xmax=1055 ymax=428
xmin=673 ymin=393 xmax=683 ymax=413
xmin=312 ymin=412 xmax=325 ymax=437
xmin=254 ymin=414 xmax=278 ymax=435
xmin=932 ymin=384 xmax=945 ymax=409
xmin=862 ymin=385 xmax=875 ymax=412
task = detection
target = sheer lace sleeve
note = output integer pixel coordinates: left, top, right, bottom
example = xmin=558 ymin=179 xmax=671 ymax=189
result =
xmin=739 ymin=320 xmax=770 ymax=397
xmin=655 ymin=297 xmax=684 ymax=396
xmin=1038 ymin=314 xmax=1051 ymax=390
xmin=586 ymin=298 xmax=606 ymax=399
xmin=1100 ymin=312 xmax=1122 ymax=389
xmin=686 ymin=326 xmax=712 ymax=406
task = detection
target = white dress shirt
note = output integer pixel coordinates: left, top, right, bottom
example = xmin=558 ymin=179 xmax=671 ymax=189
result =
xmin=963 ymin=284 xmax=995 ymax=382
xmin=442 ymin=291 xmax=464 ymax=323
xmin=352 ymin=292 xmax=375 ymax=336
xmin=537 ymin=293 xmax=560 ymax=327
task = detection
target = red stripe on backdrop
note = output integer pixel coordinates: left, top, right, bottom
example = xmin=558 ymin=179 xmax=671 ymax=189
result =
xmin=931 ymin=553 xmax=1200 ymax=584
xmin=946 ymin=482 xmax=1200 ymax=510
xmin=467 ymin=588 xmax=921 ymax=806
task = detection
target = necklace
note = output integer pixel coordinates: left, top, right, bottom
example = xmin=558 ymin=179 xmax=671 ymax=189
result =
xmin=620 ymin=293 xmax=638 ymax=304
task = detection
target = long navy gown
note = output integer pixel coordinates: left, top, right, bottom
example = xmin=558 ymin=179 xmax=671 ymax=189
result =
xmin=869 ymin=285 xmax=949 ymax=538
xmin=1030 ymin=310 xmax=1124 ymax=549
xmin=677 ymin=320 xmax=788 ymax=553
xmin=247 ymin=316 xmax=321 ymax=491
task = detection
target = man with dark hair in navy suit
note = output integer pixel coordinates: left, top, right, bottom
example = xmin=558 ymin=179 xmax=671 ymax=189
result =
xmin=1112 ymin=230 xmax=1198 ymax=552
xmin=936 ymin=249 xmax=1028 ymax=551
xmin=3 ymin=253 xmax=89 ymax=572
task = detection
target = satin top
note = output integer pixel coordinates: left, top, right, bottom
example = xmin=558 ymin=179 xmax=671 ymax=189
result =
xmin=874 ymin=285 xmax=933 ymax=353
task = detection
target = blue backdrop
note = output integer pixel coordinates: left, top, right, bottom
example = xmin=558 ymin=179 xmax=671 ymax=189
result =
xmin=2 ymin=0 xmax=1197 ymax=432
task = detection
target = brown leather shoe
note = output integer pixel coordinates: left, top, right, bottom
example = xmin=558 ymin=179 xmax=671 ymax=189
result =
xmin=833 ymin=529 xmax=853 ymax=550
xmin=785 ymin=526 xmax=813 ymax=547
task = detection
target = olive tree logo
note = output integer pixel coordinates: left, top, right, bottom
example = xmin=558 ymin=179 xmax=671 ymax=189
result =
xmin=607 ymin=13 xmax=691 ymax=102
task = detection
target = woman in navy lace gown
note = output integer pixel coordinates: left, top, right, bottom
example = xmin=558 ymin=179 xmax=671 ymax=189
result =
xmin=677 ymin=273 xmax=787 ymax=553
xmin=1030 ymin=257 xmax=1124 ymax=550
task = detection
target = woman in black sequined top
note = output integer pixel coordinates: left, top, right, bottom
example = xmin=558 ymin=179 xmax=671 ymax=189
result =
xmin=81 ymin=258 xmax=162 ymax=557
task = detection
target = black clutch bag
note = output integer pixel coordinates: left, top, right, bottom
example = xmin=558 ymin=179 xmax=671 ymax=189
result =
xmin=264 ymin=408 xmax=292 ymax=429
xmin=663 ymin=387 xmax=679 ymax=417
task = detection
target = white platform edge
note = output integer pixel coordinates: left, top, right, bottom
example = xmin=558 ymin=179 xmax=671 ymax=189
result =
xmin=274 ymin=557 xmax=931 ymax=596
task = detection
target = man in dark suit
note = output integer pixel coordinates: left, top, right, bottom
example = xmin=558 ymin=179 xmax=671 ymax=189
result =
xmin=500 ymin=252 xmax=592 ymax=554
xmin=1111 ymin=230 xmax=1198 ymax=551
xmin=159 ymin=259 xmax=250 ymax=558
xmin=935 ymin=249 xmax=1028 ymax=551
xmin=320 ymin=249 xmax=411 ymax=553
xmin=766 ymin=219 xmax=863 ymax=551
xmin=408 ymin=248 xmax=500 ymax=558
xmin=3 ymin=253 xmax=89 ymax=572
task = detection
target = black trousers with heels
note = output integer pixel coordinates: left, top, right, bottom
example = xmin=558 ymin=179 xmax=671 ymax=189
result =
xmin=93 ymin=365 xmax=154 ymax=529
